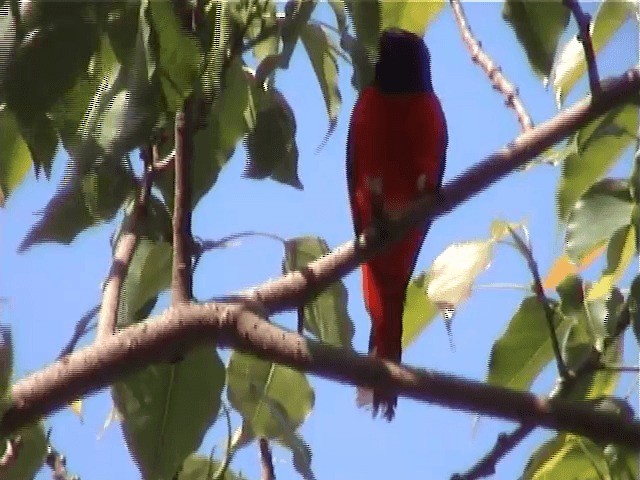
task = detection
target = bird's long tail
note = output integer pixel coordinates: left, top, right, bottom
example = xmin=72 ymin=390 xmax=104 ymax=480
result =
xmin=356 ymin=229 xmax=423 ymax=420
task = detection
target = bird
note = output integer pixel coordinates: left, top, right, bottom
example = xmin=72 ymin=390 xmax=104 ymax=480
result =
xmin=346 ymin=28 xmax=448 ymax=420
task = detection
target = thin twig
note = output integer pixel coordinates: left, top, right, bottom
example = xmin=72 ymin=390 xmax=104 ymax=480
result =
xmin=452 ymin=424 xmax=534 ymax=480
xmin=596 ymin=364 xmax=640 ymax=373
xmin=259 ymin=438 xmax=275 ymax=480
xmin=58 ymin=305 xmax=99 ymax=358
xmin=508 ymin=227 xmax=570 ymax=380
xmin=172 ymin=100 xmax=195 ymax=304
xmin=96 ymin=148 xmax=155 ymax=341
xmin=450 ymin=0 xmax=533 ymax=131
xmin=563 ymin=0 xmax=601 ymax=96
xmin=199 ymin=231 xmax=288 ymax=253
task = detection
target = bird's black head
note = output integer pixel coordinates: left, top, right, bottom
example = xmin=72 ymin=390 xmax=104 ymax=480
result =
xmin=374 ymin=28 xmax=433 ymax=94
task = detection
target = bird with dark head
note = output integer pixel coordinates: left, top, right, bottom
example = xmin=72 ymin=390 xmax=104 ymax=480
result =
xmin=347 ymin=28 xmax=448 ymax=420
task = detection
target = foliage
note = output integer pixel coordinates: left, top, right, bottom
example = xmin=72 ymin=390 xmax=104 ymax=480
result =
xmin=1 ymin=0 xmax=638 ymax=478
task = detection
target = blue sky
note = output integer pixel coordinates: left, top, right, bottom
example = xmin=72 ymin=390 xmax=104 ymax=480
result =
xmin=1 ymin=2 xmax=639 ymax=479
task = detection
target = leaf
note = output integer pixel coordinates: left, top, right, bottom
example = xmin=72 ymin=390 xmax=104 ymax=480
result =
xmin=566 ymin=178 xmax=634 ymax=263
xmin=344 ymin=0 xmax=379 ymax=90
xmin=244 ymin=88 xmax=302 ymax=189
xmin=241 ymin=0 xmax=279 ymax=62
xmin=226 ymin=352 xmax=314 ymax=441
xmin=522 ymin=434 xmax=610 ymax=480
xmin=0 ymin=108 xmax=32 ymax=206
xmin=401 ymin=272 xmax=438 ymax=348
xmin=586 ymin=224 xmax=636 ymax=301
xmin=0 ymin=3 xmax=17 ymax=94
xmin=487 ymin=296 xmax=571 ymax=391
xmin=118 ymin=237 xmax=172 ymax=328
xmin=427 ymin=239 xmax=494 ymax=314
xmin=380 ymin=0 xmax=444 ymax=36
xmin=553 ymin=0 xmax=635 ymax=105
xmin=177 ymin=454 xmax=247 ymax=480
xmin=283 ymin=237 xmax=354 ymax=348
xmin=157 ymin=57 xmax=251 ymax=210
xmin=4 ymin=12 xmax=100 ymax=121
xmin=201 ymin=0 xmax=231 ymax=103
xmin=112 ymin=346 xmax=226 ymax=480
xmin=543 ymin=246 xmax=606 ymax=291
xmin=13 ymin=113 xmax=58 ymax=179
xmin=328 ymin=0 xmax=347 ymax=35
xmin=0 ymin=423 xmax=47 ymax=480
xmin=557 ymin=103 xmax=638 ymax=221
xmin=18 ymin=157 xmax=137 ymax=252
xmin=276 ymin=426 xmax=315 ymax=480
xmin=300 ymin=23 xmax=341 ymax=144
xmin=502 ymin=0 xmax=569 ymax=80
xmin=148 ymin=0 xmax=202 ymax=112
xmin=605 ymin=443 xmax=639 ymax=479
xmin=280 ymin=0 xmax=317 ymax=70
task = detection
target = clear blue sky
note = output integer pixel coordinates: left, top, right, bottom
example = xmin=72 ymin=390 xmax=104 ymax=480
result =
xmin=1 ymin=3 xmax=638 ymax=479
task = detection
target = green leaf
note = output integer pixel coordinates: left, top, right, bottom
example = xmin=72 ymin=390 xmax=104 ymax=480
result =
xmin=0 ymin=108 xmax=32 ymax=206
xmin=112 ymin=346 xmax=225 ymax=480
xmin=276 ymin=426 xmax=315 ymax=480
xmin=553 ymin=0 xmax=636 ymax=105
xmin=344 ymin=0 xmax=379 ymax=90
xmin=0 ymin=423 xmax=47 ymax=480
xmin=157 ymin=57 xmax=251 ymax=211
xmin=557 ymin=103 xmax=638 ymax=221
xmin=148 ymin=0 xmax=202 ymax=112
xmin=226 ymin=352 xmax=314 ymax=441
xmin=328 ymin=0 xmax=347 ymax=35
xmin=177 ymin=454 xmax=247 ymax=480
xmin=241 ymin=0 xmax=279 ymax=62
xmin=487 ymin=296 xmax=571 ymax=391
xmin=18 ymin=157 xmax=136 ymax=252
xmin=118 ymin=238 xmax=172 ymax=328
xmin=586 ymin=223 xmax=636 ymax=301
xmin=502 ymin=0 xmax=569 ymax=80
xmin=605 ymin=444 xmax=639 ymax=480
xmin=4 ymin=11 xmax=99 ymax=121
xmin=380 ymin=0 xmax=444 ymax=36
xmin=566 ymin=178 xmax=634 ymax=263
xmin=401 ymin=272 xmax=438 ymax=348
xmin=280 ymin=0 xmax=317 ymax=70
xmin=14 ymin=113 xmax=58 ymax=179
xmin=244 ymin=88 xmax=302 ymax=189
xmin=0 ymin=3 xmax=17 ymax=95
xmin=522 ymin=434 xmax=610 ymax=479
xmin=201 ymin=0 xmax=231 ymax=103
xmin=300 ymin=23 xmax=341 ymax=144
xmin=282 ymin=236 xmax=354 ymax=349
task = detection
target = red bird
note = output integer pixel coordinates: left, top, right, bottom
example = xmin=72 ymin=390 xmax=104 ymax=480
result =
xmin=347 ymin=29 xmax=448 ymax=420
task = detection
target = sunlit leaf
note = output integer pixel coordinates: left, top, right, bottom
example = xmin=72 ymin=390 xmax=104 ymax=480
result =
xmin=112 ymin=346 xmax=225 ymax=480
xmin=177 ymin=454 xmax=247 ymax=480
xmin=553 ymin=0 xmax=636 ymax=105
xmin=0 ymin=108 xmax=32 ymax=206
xmin=557 ymin=103 xmax=638 ymax=221
xmin=587 ymin=224 xmax=636 ymax=301
xmin=566 ymin=178 xmax=634 ymax=263
xmin=487 ymin=296 xmax=570 ymax=391
xmin=402 ymin=272 xmax=438 ymax=348
xmin=0 ymin=423 xmax=47 ymax=480
xmin=543 ymin=246 xmax=605 ymax=291
xmin=381 ymin=0 xmax=444 ymax=36
xmin=283 ymin=237 xmax=354 ymax=349
xmin=502 ymin=0 xmax=569 ymax=80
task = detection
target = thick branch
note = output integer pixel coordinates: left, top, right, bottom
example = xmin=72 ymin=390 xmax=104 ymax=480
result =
xmin=563 ymin=0 xmax=601 ymax=96
xmin=259 ymin=438 xmax=275 ymax=480
xmin=172 ymin=100 xmax=195 ymax=304
xmin=450 ymin=0 xmax=533 ymax=131
xmin=96 ymin=149 xmax=154 ymax=341
xmin=4 ymin=302 xmax=640 ymax=447
xmin=232 ymin=68 xmax=640 ymax=314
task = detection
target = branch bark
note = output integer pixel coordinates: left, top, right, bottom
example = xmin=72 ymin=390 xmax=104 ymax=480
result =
xmin=172 ymin=100 xmax=195 ymax=304
xmin=259 ymin=438 xmax=275 ymax=480
xmin=96 ymin=148 xmax=155 ymax=341
xmin=3 ymin=301 xmax=640 ymax=448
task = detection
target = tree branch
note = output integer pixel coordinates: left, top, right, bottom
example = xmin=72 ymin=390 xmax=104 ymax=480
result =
xmin=96 ymin=148 xmax=155 ymax=341
xmin=3 ymin=302 xmax=640 ymax=448
xmin=227 ymin=68 xmax=640 ymax=314
xmin=563 ymin=0 xmax=601 ymax=96
xmin=259 ymin=438 xmax=275 ymax=480
xmin=172 ymin=99 xmax=195 ymax=304
xmin=1 ymin=67 xmax=638 ymax=448
xmin=450 ymin=0 xmax=533 ymax=131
